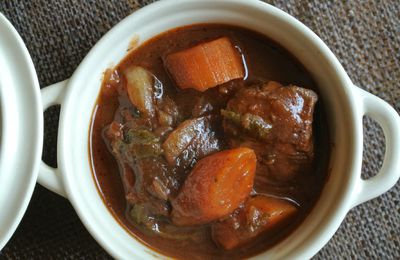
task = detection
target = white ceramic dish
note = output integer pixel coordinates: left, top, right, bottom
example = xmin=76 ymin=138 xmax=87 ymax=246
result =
xmin=38 ymin=0 xmax=400 ymax=259
xmin=0 ymin=13 xmax=43 ymax=249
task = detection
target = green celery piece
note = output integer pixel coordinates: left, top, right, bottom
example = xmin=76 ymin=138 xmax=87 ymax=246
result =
xmin=221 ymin=109 xmax=272 ymax=140
xmin=125 ymin=129 xmax=163 ymax=158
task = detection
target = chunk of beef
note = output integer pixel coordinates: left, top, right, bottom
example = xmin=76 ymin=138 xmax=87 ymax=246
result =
xmin=191 ymin=95 xmax=215 ymax=117
xmin=191 ymin=81 xmax=243 ymax=118
xmin=223 ymin=81 xmax=317 ymax=181
xmin=103 ymin=120 xmax=176 ymax=219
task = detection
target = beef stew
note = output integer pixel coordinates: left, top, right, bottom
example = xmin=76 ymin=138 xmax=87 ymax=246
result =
xmin=90 ymin=24 xmax=330 ymax=259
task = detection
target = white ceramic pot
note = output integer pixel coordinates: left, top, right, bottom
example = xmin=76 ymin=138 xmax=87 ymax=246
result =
xmin=38 ymin=0 xmax=400 ymax=259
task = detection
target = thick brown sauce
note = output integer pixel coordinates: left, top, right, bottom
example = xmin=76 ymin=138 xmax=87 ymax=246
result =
xmin=90 ymin=24 xmax=330 ymax=259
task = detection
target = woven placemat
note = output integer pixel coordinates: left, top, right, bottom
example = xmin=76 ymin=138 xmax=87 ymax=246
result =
xmin=1 ymin=0 xmax=399 ymax=259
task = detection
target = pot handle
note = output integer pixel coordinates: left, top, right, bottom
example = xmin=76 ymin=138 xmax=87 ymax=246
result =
xmin=351 ymin=86 xmax=400 ymax=207
xmin=39 ymin=80 xmax=69 ymax=198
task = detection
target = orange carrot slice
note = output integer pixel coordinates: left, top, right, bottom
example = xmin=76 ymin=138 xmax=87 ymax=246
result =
xmin=164 ymin=37 xmax=245 ymax=92
xmin=171 ymin=147 xmax=256 ymax=226
xmin=212 ymin=196 xmax=298 ymax=250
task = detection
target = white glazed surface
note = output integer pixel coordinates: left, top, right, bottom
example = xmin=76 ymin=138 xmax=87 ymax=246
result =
xmin=38 ymin=0 xmax=400 ymax=259
xmin=0 ymin=13 xmax=43 ymax=249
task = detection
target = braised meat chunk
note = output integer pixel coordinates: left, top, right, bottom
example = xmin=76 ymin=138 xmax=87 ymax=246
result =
xmin=223 ymin=81 xmax=318 ymax=181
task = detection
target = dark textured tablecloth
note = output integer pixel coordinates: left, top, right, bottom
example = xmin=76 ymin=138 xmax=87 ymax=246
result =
xmin=0 ymin=0 xmax=399 ymax=259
